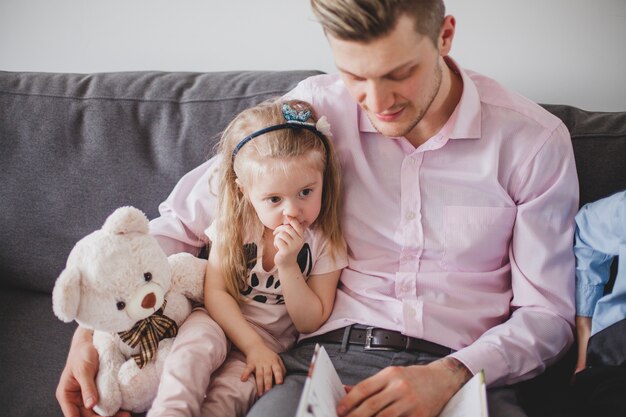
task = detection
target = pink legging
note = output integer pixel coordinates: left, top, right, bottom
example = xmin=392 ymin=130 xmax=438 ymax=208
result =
xmin=148 ymin=309 xmax=257 ymax=417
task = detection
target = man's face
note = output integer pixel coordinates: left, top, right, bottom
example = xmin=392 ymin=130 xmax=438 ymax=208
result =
xmin=328 ymin=14 xmax=445 ymax=142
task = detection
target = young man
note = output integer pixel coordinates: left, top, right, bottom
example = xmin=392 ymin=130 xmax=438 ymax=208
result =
xmin=56 ymin=1 xmax=579 ymax=417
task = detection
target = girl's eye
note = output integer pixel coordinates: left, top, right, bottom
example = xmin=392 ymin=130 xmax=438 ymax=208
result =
xmin=116 ymin=301 xmax=126 ymax=311
xmin=268 ymin=196 xmax=281 ymax=204
xmin=299 ymin=189 xmax=313 ymax=198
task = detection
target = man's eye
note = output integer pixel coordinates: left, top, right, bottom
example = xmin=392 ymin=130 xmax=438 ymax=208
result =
xmin=344 ymin=72 xmax=365 ymax=82
xmin=388 ymin=65 xmax=416 ymax=81
xmin=389 ymin=71 xmax=411 ymax=81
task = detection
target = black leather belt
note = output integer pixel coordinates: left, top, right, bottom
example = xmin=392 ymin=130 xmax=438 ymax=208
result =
xmin=303 ymin=326 xmax=453 ymax=357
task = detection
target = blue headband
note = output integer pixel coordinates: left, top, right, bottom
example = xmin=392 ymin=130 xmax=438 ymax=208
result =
xmin=231 ymin=103 xmax=330 ymax=161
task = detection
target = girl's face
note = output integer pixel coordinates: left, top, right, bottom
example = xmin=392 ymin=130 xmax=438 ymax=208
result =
xmin=240 ymin=156 xmax=324 ymax=232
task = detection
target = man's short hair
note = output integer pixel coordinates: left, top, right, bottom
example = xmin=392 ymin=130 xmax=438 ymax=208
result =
xmin=310 ymin=0 xmax=445 ymax=46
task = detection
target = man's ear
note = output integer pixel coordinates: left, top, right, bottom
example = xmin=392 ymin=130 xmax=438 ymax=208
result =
xmin=438 ymin=15 xmax=456 ymax=56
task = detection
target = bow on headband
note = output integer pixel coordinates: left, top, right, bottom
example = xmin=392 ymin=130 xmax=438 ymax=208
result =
xmin=118 ymin=300 xmax=178 ymax=368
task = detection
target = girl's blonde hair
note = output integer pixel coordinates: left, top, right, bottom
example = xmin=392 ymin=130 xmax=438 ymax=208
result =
xmin=213 ymin=99 xmax=344 ymax=301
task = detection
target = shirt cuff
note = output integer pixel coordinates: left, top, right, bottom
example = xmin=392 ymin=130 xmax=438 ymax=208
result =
xmin=450 ymin=342 xmax=509 ymax=387
xmin=575 ymin=282 xmax=604 ymax=317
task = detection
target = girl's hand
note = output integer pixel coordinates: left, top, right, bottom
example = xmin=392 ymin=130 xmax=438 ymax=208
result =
xmin=273 ymin=218 xmax=305 ymax=267
xmin=241 ymin=344 xmax=286 ymax=396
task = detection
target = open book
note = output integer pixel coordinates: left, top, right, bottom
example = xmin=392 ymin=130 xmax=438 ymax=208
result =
xmin=295 ymin=344 xmax=488 ymax=417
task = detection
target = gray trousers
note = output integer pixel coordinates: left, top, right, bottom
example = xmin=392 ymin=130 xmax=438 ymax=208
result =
xmin=246 ymin=341 xmax=527 ymax=417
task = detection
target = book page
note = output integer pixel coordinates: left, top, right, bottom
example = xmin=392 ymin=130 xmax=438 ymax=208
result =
xmin=295 ymin=344 xmax=488 ymax=417
xmin=295 ymin=344 xmax=345 ymax=417
xmin=438 ymin=370 xmax=488 ymax=417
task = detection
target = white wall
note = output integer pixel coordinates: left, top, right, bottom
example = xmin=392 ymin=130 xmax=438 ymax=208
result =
xmin=1 ymin=0 xmax=624 ymax=111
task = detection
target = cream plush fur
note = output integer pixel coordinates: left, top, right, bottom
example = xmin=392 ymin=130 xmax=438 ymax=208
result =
xmin=52 ymin=206 xmax=206 ymax=416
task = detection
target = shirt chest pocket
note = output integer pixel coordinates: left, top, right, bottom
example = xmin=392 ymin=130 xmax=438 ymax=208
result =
xmin=441 ymin=206 xmax=517 ymax=272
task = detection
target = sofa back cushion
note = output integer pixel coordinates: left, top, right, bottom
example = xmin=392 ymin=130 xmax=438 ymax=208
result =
xmin=0 ymin=72 xmax=624 ymax=295
xmin=0 ymin=70 xmax=321 ymax=293
xmin=542 ymin=104 xmax=626 ymax=206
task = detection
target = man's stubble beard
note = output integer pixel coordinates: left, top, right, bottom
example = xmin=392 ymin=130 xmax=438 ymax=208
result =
xmin=366 ymin=62 xmax=443 ymax=139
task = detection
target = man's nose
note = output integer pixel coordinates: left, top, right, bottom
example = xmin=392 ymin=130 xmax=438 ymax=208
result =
xmin=363 ymin=81 xmax=393 ymax=114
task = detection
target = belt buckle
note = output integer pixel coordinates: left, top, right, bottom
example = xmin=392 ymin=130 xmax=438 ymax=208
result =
xmin=364 ymin=327 xmax=395 ymax=351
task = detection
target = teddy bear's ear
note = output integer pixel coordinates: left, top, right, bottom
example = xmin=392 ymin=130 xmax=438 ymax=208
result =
xmin=52 ymin=267 xmax=82 ymax=323
xmin=102 ymin=206 xmax=149 ymax=235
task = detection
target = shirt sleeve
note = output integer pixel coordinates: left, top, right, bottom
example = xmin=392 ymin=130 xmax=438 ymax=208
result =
xmin=452 ymin=122 xmax=580 ymax=386
xmin=204 ymin=221 xmax=217 ymax=243
xmin=574 ymin=191 xmax=626 ymax=317
xmin=281 ymin=77 xmax=315 ymax=103
xmin=149 ymin=156 xmax=221 ymax=256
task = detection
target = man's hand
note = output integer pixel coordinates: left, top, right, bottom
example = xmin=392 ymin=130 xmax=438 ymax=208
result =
xmin=56 ymin=329 xmax=130 ymax=417
xmin=336 ymin=357 xmax=472 ymax=417
xmin=241 ymin=343 xmax=286 ymax=397
xmin=273 ymin=218 xmax=306 ymax=267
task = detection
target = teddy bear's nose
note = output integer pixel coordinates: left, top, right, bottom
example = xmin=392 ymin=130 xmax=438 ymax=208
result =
xmin=141 ymin=292 xmax=156 ymax=309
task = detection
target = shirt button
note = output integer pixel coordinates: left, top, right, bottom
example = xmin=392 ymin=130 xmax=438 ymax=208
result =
xmin=405 ymin=211 xmax=416 ymax=221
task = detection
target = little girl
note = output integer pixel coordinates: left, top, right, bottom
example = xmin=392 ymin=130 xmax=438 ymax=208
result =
xmin=149 ymin=99 xmax=347 ymax=417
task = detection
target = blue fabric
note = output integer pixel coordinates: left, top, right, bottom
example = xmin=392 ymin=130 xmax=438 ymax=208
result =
xmin=575 ymin=190 xmax=626 ymax=335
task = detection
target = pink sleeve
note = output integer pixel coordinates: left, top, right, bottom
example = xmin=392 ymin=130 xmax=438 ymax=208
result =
xmin=281 ymin=77 xmax=315 ymax=103
xmin=149 ymin=157 xmax=221 ymax=256
xmin=453 ymin=123 xmax=579 ymax=386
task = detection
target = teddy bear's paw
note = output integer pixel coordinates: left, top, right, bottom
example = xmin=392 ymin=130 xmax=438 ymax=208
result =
xmin=93 ymin=396 xmax=121 ymax=417
xmin=118 ymin=359 xmax=159 ymax=392
xmin=118 ymin=360 xmax=143 ymax=387
xmin=92 ymin=404 xmax=107 ymax=417
xmin=118 ymin=361 xmax=160 ymax=413
xmin=94 ymin=371 xmax=122 ymax=416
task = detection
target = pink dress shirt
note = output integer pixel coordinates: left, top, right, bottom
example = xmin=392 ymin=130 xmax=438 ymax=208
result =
xmin=150 ymin=59 xmax=579 ymax=387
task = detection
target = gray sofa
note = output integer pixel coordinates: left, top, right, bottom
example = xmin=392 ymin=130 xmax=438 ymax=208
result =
xmin=0 ymin=70 xmax=624 ymax=417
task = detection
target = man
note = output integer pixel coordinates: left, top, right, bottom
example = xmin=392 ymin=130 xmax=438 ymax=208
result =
xmin=57 ymin=1 xmax=579 ymax=416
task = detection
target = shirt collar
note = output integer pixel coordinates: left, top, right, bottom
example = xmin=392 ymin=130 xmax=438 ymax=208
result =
xmin=444 ymin=57 xmax=481 ymax=141
xmin=358 ymin=104 xmax=377 ymax=133
xmin=357 ymin=57 xmax=482 ymax=141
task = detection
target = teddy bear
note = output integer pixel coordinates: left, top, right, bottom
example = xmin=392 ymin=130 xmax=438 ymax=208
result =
xmin=52 ymin=206 xmax=207 ymax=416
